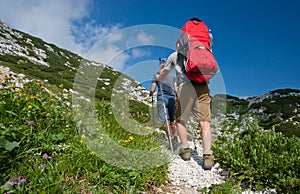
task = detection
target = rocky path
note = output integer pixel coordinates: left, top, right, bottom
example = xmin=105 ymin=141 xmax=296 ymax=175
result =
xmin=147 ymin=140 xmax=276 ymax=194
xmin=149 ymin=140 xmax=226 ymax=194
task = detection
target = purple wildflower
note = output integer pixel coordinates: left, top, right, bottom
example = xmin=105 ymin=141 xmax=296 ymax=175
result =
xmin=42 ymin=153 xmax=52 ymax=159
xmin=1 ymin=82 xmax=7 ymax=87
xmin=28 ymin=121 xmax=35 ymax=125
xmin=10 ymin=179 xmax=16 ymax=186
xmin=18 ymin=176 xmax=26 ymax=184
xmin=8 ymin=176 xmax=27 ymax=186
xmin=38 ymin=162 xmax=45 ymax=168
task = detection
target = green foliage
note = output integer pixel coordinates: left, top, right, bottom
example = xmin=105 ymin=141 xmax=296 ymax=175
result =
xmin=251 ymin=93 xmax=300 ymax=137
xmin=213 ymin=123 xmax=300 ymax=193
xmin=275 ymin=122 xmax=300 ymax=137
xmin=202 ymin=180 xmax=243 ymax=194
xmin=212 ymin=94 xmax=249 ymax=115
xmin=129 ymin=100 xmax=151 ymax=123
xmin=0 ymin=81 xmax=167 ymax=193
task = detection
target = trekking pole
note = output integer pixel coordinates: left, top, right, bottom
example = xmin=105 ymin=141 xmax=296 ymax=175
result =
xmin=151 ymin=93 xmax=155 ymax=127
xmin=159 ymin=83 xmax=174 ymax=154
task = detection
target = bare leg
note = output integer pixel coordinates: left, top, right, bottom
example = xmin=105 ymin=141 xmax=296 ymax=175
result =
xmin=164 ymin=122 xmax=171 ymax=139
xmin=176 ymin=120 xmax=188 ymax=146
xmin=170 ymin=122 xmax=177 ymax=136
xmin=200 ymin=121 xmax=212 ymax=154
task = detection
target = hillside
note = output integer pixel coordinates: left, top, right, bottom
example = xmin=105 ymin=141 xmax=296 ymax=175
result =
xmin=0 ymin=20 xmax=149 ymax=104
xmin=210 ymin=89 xmax=300 ymax=138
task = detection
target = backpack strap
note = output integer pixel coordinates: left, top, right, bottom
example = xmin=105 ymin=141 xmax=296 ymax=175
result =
xmin=194 ymin=45 xmax=211 ymax=53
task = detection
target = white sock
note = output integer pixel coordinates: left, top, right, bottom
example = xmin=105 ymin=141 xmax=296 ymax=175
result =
xmin=181 ymin=144 xmax=189 ymax=149
xmin=203 ymin=150 xmax=213 ymax=155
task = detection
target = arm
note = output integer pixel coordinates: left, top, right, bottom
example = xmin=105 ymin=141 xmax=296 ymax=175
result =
xmin=150 ymin=73 xmax=157 ymax=95
xmin=174 ymin=80 xmax=178 ymax=95
xmin=150 ymin=82 xmax=156 ymax=95
xmin=157 ymin=68 xmax=170 ymax=81
xmin=157 ymin=52 xmax=175 ymax=81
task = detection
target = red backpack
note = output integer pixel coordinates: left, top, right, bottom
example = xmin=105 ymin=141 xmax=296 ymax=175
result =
xmin=177 ymin=18 xmax=219 ymax=82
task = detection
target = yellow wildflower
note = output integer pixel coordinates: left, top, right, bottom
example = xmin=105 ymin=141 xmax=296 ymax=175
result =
xmin=90 ymin=151 xmax=95 ymax=156
xmin=99 ymin=134 xmax=104 ymax=139
xmin=145 ymin=126 xmax=151 ymax=130
xmin=124 ymin=136 xmax=134 ymax=143
xmin=128 ymin=136 xmax=134 ymax=141
xmin=80 ymin=139 xmax=84 ymax=144
xmin=30 ymin=96 xmax=38 ymax=99
xmin=28 ymin=105 xmax=33 ymax=109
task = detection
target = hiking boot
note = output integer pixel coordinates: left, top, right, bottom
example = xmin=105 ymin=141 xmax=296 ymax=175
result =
xmin=179 ymin=148 xmax=190 ymax=161
xmin=203 ymin=154 xmax=214 ymax=170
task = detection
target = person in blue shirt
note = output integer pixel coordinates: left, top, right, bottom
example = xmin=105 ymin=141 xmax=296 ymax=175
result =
xmin=150 ymin=58 xmax=178 ymax=149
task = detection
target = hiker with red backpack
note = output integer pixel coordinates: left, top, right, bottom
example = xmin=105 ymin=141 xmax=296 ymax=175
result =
xmin=156 ymin=17 xmax=218 ymax=170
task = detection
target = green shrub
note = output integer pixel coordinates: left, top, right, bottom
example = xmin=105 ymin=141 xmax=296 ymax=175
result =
xmin=275 ymin=122 xmax=300 ymax=137
xmin=213 ymin=123 xmax=300 ymax=193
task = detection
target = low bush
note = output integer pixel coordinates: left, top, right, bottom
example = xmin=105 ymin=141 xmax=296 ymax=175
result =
xmin=213 ymin=123 xmax=300 ymax=193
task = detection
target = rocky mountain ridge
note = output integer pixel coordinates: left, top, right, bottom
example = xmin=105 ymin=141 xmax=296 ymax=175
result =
xmin=0 ymin=20 xmax=150 ymax=104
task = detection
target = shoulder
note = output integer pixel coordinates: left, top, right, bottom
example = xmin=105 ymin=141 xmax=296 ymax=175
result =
xmin=166 ymin=51 xmax=178 ymax=64
xmin=169 ymin=51 xmax=178 ymax=58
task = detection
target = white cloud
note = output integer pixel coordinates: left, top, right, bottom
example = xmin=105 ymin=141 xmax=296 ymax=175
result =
xmin=0 ymin=0 xmax=84 ymax=53
xmin=131 ymin=48 xmax=150 ymax=59
xmin=0 ymin=1 xmax=163 ymax=72
xmin=85 ymin=28 xmax=155 ymax=71
xmin=71 ymin=21 xmax=123 ymax=54
xmin=0 ymin=0 xmax=121 ymax=56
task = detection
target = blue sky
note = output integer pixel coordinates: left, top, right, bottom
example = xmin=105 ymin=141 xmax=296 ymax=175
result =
xmin=0 ymin=0 xmax=299 ymax=97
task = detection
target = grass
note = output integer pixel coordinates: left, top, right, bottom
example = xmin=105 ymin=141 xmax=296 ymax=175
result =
xmin=1 ymin=71 xmax=299 ymax=194
xmin=0 ymin=79 xmax=168 ymax=193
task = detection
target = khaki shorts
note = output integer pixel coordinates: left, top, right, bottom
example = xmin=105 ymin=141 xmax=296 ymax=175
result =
xmin=175 ymin=82 xmax=211 ymax=122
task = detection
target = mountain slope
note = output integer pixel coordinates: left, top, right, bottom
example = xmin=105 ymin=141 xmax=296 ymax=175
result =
xmin=211 ymin=89 xmax=300 ymax=138
xmin=0 ymin=20 xmax=149 ymax=103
